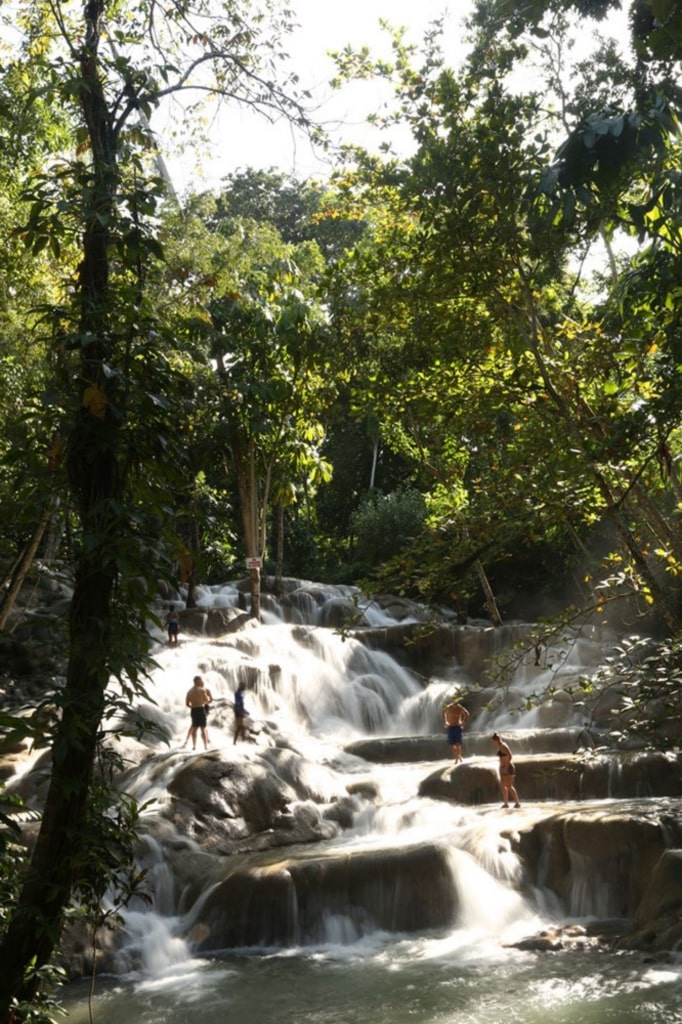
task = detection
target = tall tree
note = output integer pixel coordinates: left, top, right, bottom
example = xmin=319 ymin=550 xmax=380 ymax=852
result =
xmin=0 ymin=1 xmax=311 ymax=1016
xmin=209 ymin=251 xmax=331 ymax=617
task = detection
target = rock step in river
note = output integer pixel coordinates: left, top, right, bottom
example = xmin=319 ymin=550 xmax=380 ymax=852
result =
xmin=334 ymin=726 xmax=682 ymax=955
xmin=152 ymin=727 xmax=682 ymax=961
xmin=345 ymin=727 xmax=682 ymax=801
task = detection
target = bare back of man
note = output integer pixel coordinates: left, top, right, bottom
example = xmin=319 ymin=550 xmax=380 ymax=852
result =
xmin=184 ymin=675 xmax=212 ymax=750
xmin=443 ymin=699 xmax=470 ymax=763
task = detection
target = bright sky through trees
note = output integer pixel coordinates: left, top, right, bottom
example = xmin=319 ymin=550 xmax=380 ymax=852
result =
xmin=165 ymin=0 xmax=471 ymax=192
xmin=163 ymin=0 xmax=629 ymax=194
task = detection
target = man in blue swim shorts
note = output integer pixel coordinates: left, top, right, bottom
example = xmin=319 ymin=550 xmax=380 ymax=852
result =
xmin=443 ymin=695 xmax=470 ymax=763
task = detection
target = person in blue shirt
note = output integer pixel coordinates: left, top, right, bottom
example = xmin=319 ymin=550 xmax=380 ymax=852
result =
xmin=233 ymin=681 xmax=250 ymax=744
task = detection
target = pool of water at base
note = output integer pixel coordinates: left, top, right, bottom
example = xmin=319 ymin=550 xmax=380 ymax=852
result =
xmin=61 ymin=933 xmax=682 ymax=1024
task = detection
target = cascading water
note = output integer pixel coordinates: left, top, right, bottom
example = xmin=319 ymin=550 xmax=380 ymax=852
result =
xmin=44 ymin=580 xmax=682 ymax=1023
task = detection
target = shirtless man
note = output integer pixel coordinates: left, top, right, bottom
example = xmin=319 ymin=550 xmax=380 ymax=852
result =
xmin=443 ymin=695 xmax=470 ymax=763
xmin=185 ymin=674 xmax=213 ymax=750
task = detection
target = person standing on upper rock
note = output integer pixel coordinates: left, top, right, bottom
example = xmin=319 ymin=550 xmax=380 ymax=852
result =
xmin=443 ymin=694 xmax=470 ymax=763
xmin=165 ymin=606 xmax=180 ymax=647
xmin=492 ymin=732 xmax=521 ymax=808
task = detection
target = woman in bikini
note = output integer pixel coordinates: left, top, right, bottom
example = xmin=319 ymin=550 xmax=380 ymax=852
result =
xmin=491 ymin=732 xmax=521 ymax=808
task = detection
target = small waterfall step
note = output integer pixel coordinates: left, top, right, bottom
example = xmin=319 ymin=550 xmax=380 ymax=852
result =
xmin=345 ymin=726 xmax=597 ymax=764
xmin=419 ymin=748 xmax=682 ymax=804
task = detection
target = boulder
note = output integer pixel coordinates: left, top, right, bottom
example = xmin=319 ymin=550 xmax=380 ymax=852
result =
xmin=634 ymin=848 xmax=682 ymax=924
xmin=192 ymin=842 xmax=458 ymax=951
xmin=346 ymin=735 xmax=448 ymax=763
xmin=420 ymin=762 xmax=500 ymax=806
xmin=317 ymin=596 xmax=363 ymax=629
xmin=167 ymin=752 xmax=293 ymax=836
xmin=507 ymin=923 xmax=598 ymax=952
xmin=178 ymin=606 xmax=253 ymax=637
xmin=623 ymin=848 xmax=682 ymax=951
xmin=513 ymin=804 xmax=682 ymax=922
xmin=369 ymin=594 xmax=429 ymax=622
xmin=163 ymin=743 xmax=347 ymax=854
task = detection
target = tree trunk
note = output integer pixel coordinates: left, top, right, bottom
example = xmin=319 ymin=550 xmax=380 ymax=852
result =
xmin=248 ymin=566 xmax=262 ymax=618
xmin=234 ymin=440 xmax=263 ymax=619
xmin=275 ymin=501 xmax=285 ymax=595
xmin=185 ymin=568 xmax=200 ymax=609
xmin=181 ymin=489 xmax=201 ymax=609
xmin=475 ymin=558 xmax=503 ymax=626
xmin=369 ymin=438 xmax=379 ymax=490
xmin=0 ymin=1 xmax=124 ymax=1012
xmin=0 ymin=542 xmax=114 ymax=1011
xmin=41 ymin=496 xmax=64 ymax=561
xmin=0 ymin=499 xmax=54 ymax=633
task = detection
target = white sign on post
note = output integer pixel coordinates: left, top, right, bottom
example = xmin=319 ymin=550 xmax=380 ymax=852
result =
xmin=246 ymin=557 xmax=262 ymax=570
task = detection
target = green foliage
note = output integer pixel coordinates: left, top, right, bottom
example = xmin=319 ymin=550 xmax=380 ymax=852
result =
xmin=2 ymin=968 xmax=67 ymax=1024
xmin=581 ymin=633 xmax=682 ymax=745
xmin=212 ymin=170 xmax=366 ymax=259
xmin=0 ymin=789 xmax=32 ymax=922
xmin=73 ymin=743 xmax=151 ymax=929
xmin=316 ymin=410 xmax=414 ymax=558
xmin=0 ymin=786 xmax=67 ymax=1024
xmin=351 ymin=487 xmax=427 ymax=573
xmin=0 ymin=737 xmax=150 ymax=1020
xmin=165 ymin=191 xmax=338 ymax=586
xmin=327 ymin=5 xmax=682 ymax=633
xmin=2 ymin=0 xmax=682 ymax=1010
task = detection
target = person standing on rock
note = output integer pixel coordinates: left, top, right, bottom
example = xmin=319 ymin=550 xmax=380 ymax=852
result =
xmin=443 ymin=694 xmax=470 ymax=763
xmin=492 ymin=732 xmax=521 ymax=808
xmin=185 ymin=674 xmax=212 ymax=750
xmin=165 ymin=606 xmax=180 ymax=647
xmin=233 ymin=681 xmax=252 ymax=744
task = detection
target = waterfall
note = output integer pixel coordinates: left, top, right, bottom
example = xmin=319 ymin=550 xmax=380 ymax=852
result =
xmin=11 ymin=578 xmax=677 ymax=999
xmin=93 ymin=585 xmax=558 ymax=971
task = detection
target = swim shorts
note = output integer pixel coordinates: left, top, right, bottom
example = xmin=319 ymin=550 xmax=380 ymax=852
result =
xmin=447 ymin=725 xmax=463 ymax=745
xmin=191 ymin=707 xmax=207 ymax=728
